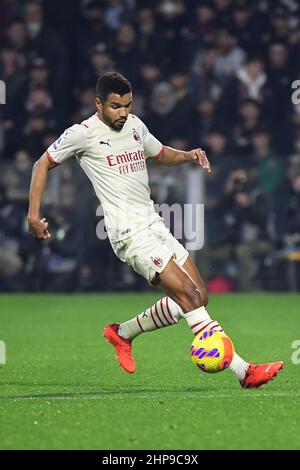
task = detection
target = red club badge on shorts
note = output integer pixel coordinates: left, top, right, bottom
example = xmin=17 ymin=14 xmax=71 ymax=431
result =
xmin=133 ymin=129 xmax=142 ymax=144
xmin=151 ymin=257 xmax=163 ymax=268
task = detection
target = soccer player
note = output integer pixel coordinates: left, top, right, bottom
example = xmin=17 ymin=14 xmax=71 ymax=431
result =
xmin=27 ymin=72 xmax=283 ymax=388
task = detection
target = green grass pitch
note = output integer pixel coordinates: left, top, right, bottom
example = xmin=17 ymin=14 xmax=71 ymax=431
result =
xmin=0 ymin=293 xmax=299 ymax=450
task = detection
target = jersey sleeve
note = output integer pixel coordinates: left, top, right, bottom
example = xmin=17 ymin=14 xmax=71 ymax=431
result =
xmin=46 ymin=124 xmax=87 ymax=165
xmin=140 ymin=120 xmax=163 ymax=159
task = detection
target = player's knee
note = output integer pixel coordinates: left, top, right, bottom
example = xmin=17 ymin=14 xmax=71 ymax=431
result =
xmin=195 ymin=283 xmax=208 ymax=307
xmin=182 ymin=283 xmax=205 ymax=310
xmin=200 ymin=285 xmax=209 ymax=306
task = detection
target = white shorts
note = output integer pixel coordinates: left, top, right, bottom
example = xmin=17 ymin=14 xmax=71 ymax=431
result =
xmin=111 ymin=219 xmax=189 ymax=284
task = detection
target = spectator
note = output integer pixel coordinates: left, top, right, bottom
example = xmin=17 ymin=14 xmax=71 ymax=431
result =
xmin=213 ymin=0 xmax=233 ymax=29
xmin=215 ymin=169 xmax=272 ymax=290
xmin=146 ymin=81 xmax=180 ymax=142
xmin=3 ymin=149 xmax=32 ymax=202
xmin=5 ymin=21 xmax=28 ymax=55
xmin=204 ymin=130 xmax=237 ymax=244
xmin=22 ymin=0 xmax=68 ymax=96
xmin=137 ymin=8 xmax=167 ymax=66
xmin=214 ymin=29 xmax=246 ymax=77
xmin=27 ymin=57 xmax=49 ymax=89
xmin=229 ymin=1 xmax=264 ymax=55
xmin=72 ymin=87 xmax=97 ymax=123
xmin=156 ymin=0 xmax=187 ymax=69
xmin=38 ymin=183 xmax=85 ymax=292
xmin=187 ymin=2 xmax=217 ymax=48
xmin=104 ymin=0 xmax=131 ymax=31
xmin=191 ymin=98 xmax=222 ymax=147
xmin=250 ymin=129 xmax=284 ymax=195
xmin=206 ymin=130 xmax=236 ymax=171
xmin=274 ymin=159 xmax=300 ymax=248
xmin=268 ymin=6 xmax=291 ymax=44
xmin=169 ymin=70 xmax=194 ymax=139
xmin=111 ymin=22 xmax=141 ymax=86
xmin=234 ymin=99 xmax=262 ymax=157
xmin=78 ymin=1 xmax=113 ymax=66
xmin=79 ymin=43 xmax=115 ymax=88
xmin=0 ymin=150 xmax=34 ymax=290
xmin=265 ymin=41 xmax=294 ymax=153
xmin=235 ymin=57 xmax=267 ymax=102
xmin=191 ymin=46 xmax=227 ymax=103
xmin=139 ymin=63 xmax=162 ymax=106
xmin=0 ymin=47 xmax=26 ymax=155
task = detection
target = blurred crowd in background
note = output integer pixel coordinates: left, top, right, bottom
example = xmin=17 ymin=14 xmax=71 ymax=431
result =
xmin=1 ymin=0 xmax=300 ymax=292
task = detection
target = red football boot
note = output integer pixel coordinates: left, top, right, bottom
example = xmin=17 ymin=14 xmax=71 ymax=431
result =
xmin=241 ymin=361 xmax=284 ymax=388
xmin=103 ymin=323 xmax=136 ymax=373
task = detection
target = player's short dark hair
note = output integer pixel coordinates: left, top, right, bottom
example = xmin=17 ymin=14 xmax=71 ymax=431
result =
xmin=96 ymin=72 xmax=132 ymax=102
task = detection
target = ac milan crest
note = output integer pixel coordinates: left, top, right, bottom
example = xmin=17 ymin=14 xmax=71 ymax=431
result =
xmin=133 ymin=129 xmax=142 ymax=144
xmin=151 ymin=257 xmax=163 ymax=268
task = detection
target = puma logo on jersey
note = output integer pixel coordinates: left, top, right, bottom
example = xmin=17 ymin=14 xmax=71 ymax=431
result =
xmin=100 ymin=139 xmax=111 ymax=147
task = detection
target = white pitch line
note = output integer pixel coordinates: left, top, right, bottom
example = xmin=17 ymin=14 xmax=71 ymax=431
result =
xmin=0 ymin=392 xmax=298 ymax=401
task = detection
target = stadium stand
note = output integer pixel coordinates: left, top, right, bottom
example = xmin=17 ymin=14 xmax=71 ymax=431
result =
xmin=1 ymin=0 xmax=300 ymax=291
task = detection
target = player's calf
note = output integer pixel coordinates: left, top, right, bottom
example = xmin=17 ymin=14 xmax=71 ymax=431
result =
xmin=118 ymin=296 xmax=183 ymax=341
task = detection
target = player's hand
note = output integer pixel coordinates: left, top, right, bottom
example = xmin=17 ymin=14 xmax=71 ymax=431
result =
xmin=187 ymin=148 xmax=211 ymax=172
xmin=27 ymin=217 xmax=51 ymax=240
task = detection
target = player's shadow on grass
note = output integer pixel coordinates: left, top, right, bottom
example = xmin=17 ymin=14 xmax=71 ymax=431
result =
xmin=0 ymin=385 xmax=214 ymax=400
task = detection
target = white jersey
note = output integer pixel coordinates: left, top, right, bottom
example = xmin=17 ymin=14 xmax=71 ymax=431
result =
xmin=46 ymin=113 xmax=163 ymax=241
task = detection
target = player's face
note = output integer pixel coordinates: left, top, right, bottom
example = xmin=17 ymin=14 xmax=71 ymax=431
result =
xmin=96 ymin=92 xmax=132 ymax=131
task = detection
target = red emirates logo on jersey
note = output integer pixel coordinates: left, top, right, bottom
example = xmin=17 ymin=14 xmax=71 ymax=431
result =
xmin=151 ymin=257 xmax=163 ymax=268
xmin=133 ymin=129 xmax=142 ymax=144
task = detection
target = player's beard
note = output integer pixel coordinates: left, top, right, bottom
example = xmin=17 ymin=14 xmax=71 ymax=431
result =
xmin=102 ymin=113 xmax=126 ymax=131
xmin=111 ymin=118 xmax=126 ymax=131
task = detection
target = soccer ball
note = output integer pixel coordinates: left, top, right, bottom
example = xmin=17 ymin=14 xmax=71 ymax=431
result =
xmin=190 ymin=330 xmax=234 ymax=373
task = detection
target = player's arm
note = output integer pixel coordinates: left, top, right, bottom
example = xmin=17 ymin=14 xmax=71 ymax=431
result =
xmin=27 ymin=124 xmax=87 ymax=239
xmin=139 ymin=118 xmax=211 ymax=171
xmin=27 ymin=153 xmax=57 ymax=240
xmin=155 ymin=146 xmax=211 ymax=172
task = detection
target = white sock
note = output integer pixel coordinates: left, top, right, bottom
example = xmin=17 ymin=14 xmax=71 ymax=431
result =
xmin=183 ymin=306 xmax=249 ymax=381
xmin=229 ymin=352 xmax=250 ymax=381
xmin=118 ymin=296 xmax=183 ymax=340
xmin=184 ymin=306 xmax=224 ymax=334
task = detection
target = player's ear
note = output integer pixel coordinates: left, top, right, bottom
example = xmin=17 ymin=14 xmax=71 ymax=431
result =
xmin=95 ymin=97 xmax=102 ymax=111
